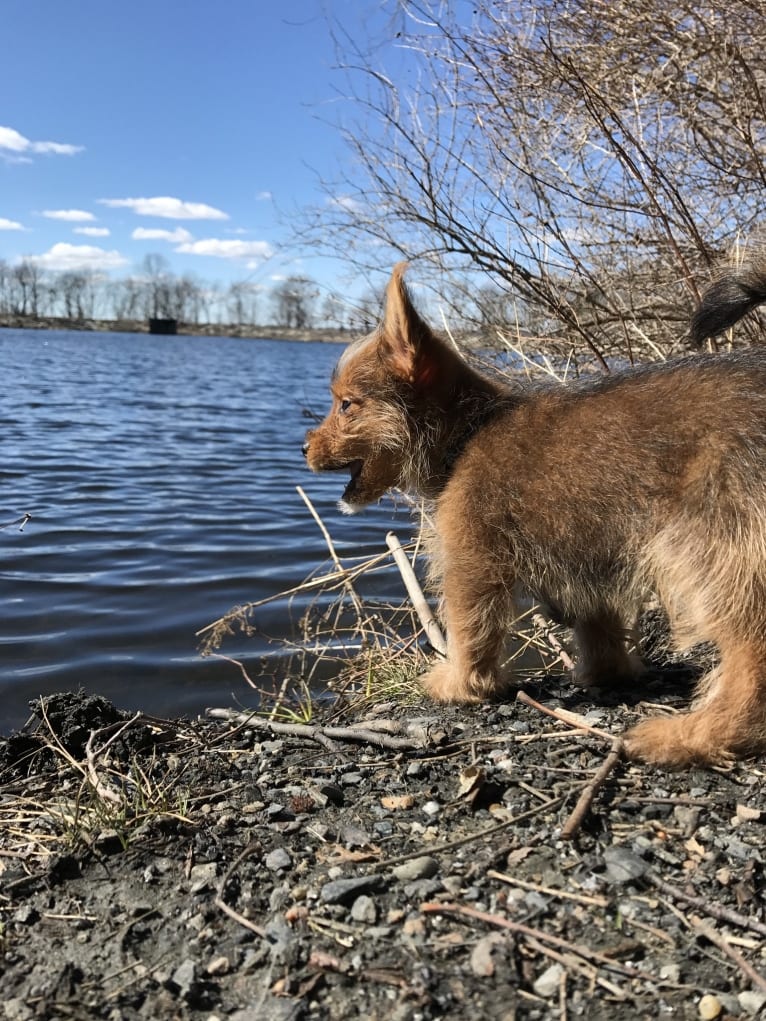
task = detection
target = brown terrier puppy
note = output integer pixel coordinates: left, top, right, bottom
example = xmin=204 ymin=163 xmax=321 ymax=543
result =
xmin=304 ymin=262 xmax=766 ymax=768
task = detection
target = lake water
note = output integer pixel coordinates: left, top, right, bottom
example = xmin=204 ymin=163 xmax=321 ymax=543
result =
xmin=0 ymin=328 xmax=411 ymax=733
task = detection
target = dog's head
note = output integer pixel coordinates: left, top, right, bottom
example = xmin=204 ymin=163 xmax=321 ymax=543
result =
xmin=303 ymin=263 xmax=462 ymax=513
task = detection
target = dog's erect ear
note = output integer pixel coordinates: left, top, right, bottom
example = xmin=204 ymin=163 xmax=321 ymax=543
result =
xmin=380 ymin=263 xmax=442 ymax=389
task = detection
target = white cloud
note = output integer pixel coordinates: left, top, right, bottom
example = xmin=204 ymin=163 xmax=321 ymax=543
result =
xmin=42 ymin=209 xmax=95 ymax=222
xmin=256 ymin=191 xmax=272 ymax=201
xmin=26 ymin=243 xmax=127 ymax=272
xmin=74 ymin=226 xmax=111 ymax=237
xmin=0 ymin=217 xmax=24 ymax=230
xmin=99 ymin=196 xmax=228 ymax=220
xmin=176 ymin=238 xmax=273 ymax=261
xmin=0 ymin=125 xmax=83 ymax=158
xmin=132 ymin=226 xmax=193 ymax=243
xmin=328 ymin=195 xmax=362 ymax=212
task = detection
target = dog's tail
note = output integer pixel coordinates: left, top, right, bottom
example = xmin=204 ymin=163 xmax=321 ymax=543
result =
xmin=691 ymin=260 xmax=766 ymax=346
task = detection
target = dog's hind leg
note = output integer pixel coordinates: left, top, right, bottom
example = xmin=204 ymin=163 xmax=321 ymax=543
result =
xmin=573 ymin=611 xmax=644 ymax=690
xmin=623 ymin=637 xmax=766 ymax=767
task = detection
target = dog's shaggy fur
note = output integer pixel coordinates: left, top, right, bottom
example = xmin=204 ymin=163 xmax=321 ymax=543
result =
xmin=304 ymin=261 xmax=766 ymax=768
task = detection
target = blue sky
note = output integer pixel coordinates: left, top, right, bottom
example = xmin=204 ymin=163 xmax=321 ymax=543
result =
xmin=0 ymin=0 xmax=394 ymax=301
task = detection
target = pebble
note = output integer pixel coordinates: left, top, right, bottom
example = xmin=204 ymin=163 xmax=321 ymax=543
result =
xmin=602 ymin=846 xmax=649 ymax=884
xmin=533 ymin=963 xmax=564 ymax=998
xmin=392 ymin=856 xmax=439 ymax=882
xmin=697 ymin=994 xmax=722 ymax=1019
xmin=189 ymin=863 xmax=218 ymax=893
xmin=659 ymin=963 xmax=680 ymax=983
xmin=422 ymin=800 xmax=441 ymax=817
xmin=340 ymin=772 xmax=364 ymax=786
xmin=265 ymin=847 xmax=293 ymax=872
xmin=738 ymin=990 xmax=766 ymax=1014
xmin=350 ymin=895 xmax=377 ymax=923
xmin=206 ymin=956 xmax=230 ymax=976
xmin=12 ymin=905 xmax=39 ymax=925
xmin=171 ymin=958 xmax=198 ymax=999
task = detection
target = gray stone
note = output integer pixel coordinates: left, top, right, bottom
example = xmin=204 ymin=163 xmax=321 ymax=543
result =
xmin=603 ymin=845 xmax=649 ymax=884
xmin=350 ymin=894 xmax=377 ymax=923
xmin=738 ymin=989 xmax=766 ymax=1014
xmin=170 ymin=958 xmax=198 ymax=999
xmin=533 ymin=962 xmax=564 ymax=998
xmin=392 ymin=856 xmax=439 ymax=882
xmin=265 ymin=847 xmax=293 ymax=872
xmin=320 ymin=874 xmax=386 ymax=905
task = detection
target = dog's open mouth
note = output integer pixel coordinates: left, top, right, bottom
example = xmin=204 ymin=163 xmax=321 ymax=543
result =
xmin=341 ymin=459 xmax=364 ymax=501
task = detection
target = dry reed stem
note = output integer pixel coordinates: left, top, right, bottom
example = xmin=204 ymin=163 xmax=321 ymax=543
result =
xmin=385 ymin=530 xmax=447 ymax=655
xmin=297 ymin=484 xmax=366 ymax=627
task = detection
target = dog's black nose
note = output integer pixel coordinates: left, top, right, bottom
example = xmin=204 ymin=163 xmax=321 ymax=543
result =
xmin=301 ymin=439 xmax=310 ymax=458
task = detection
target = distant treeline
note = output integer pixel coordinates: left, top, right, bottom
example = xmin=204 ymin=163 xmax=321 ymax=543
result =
xmin=0 ymin=253 xmax=382 ymax=333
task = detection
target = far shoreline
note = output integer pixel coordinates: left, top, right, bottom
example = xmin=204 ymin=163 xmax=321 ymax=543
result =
xmin=0 ymin=313 xmax=354 ymax=344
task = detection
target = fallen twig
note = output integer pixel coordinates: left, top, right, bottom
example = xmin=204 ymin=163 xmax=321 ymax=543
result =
xmin=688 ymin=914 xmax=766 ymax=994
xmin=560 ymin=737 xmax=625 ymax=840
xmin=206 ymin=707 xmax=435 ymax=751
xmin=420 ymin=901 xmax=658 ymax=983
xmin=373 ymin=796 xmax=564 ymax=869
xmin=487 ymin=869 xmax=609 ymax=907
xmin=214 ymin=841 xmax=268 ymax=940
xmin=516 ymin=690 xmax=614 ymax=742
xmin=647 ymin=873 xmax=766 ymax=940
xmin=531 ymin=612 xmax=575 ymax=671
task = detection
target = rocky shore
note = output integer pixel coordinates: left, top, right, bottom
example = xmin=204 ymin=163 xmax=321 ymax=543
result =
xmin=2 ymin=682 xmax=766 ymax=1021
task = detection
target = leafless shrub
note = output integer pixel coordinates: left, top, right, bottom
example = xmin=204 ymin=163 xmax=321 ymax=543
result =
xmin=301 ymin=0 xmax=766 ymax=363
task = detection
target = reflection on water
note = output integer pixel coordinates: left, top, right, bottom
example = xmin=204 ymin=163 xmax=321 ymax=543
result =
xmin=0 ymin=328 xmax=410 ymax=732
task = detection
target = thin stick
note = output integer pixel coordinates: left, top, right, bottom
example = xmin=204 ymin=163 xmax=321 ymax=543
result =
xmin=647 ymin=874 xmax=766 ymax=939
xmin=516 ymin=690 xmax=614 ymax=742
xmin=486 ymin=869 xmax=609 ymax=908
xmin=385 ymin=531 xmax=447 ymax=655
xmin=689 ymin=915 xmax=766 ymax=994
xmin=532 ymin=612 xmax=575 ymax=671
xmin=215 ymin=842 xmax=268 ymax=939
xmin=0 ymin=512 xmax=32 ymax=531
xmin=420 ymin=901 xmax=657 ymax=982
xmin=372 ymin=796 xmax=564 ymax=870
xmin=85 ymin=714 xmax=141 ymax=791
xmin=560 ymin=737 xmax=625 ymax=840
xmin=296 ymin=484 xmax=366 ymax=624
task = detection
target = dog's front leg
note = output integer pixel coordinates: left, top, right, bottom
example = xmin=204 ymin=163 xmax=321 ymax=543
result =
xmin=420 ymin=561 xmax=513 ymax=704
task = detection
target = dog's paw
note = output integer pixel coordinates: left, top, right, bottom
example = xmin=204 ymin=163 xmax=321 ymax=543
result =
xmin=623 ymin=716 xmax=731 ymax=769
xmin=420 ymin=660 xmax=505 ymax=703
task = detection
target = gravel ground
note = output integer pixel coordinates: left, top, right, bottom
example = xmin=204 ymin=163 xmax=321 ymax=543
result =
xmin=1 ymin=683 xmax=766 ymax=1021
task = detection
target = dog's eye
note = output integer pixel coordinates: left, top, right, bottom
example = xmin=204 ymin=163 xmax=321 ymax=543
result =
xmin=339 ymin=399 xmax=353 ymax=414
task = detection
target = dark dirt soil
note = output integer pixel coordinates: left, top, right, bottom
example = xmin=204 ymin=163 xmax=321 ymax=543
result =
xmin=2 ymin=682 xmax=766 ymax=1021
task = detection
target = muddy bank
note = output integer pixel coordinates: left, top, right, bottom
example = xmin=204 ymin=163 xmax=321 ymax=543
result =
xmin=1 ymin=686 xmax=765 ymax=1020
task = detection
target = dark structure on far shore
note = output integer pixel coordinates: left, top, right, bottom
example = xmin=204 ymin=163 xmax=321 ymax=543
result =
xmin=148 ymin=317 xmax=178 ymax=335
